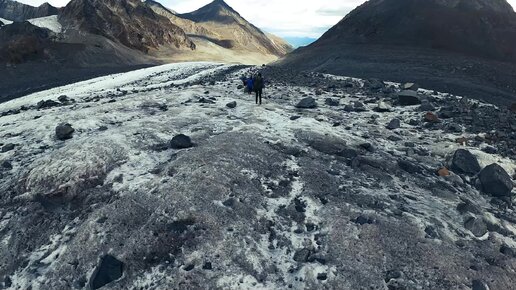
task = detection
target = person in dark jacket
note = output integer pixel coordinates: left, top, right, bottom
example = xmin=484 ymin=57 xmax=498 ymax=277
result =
xmin=246 ymin=76 xmax=254 ymax=95
xmin=253 ymin=73 xmax=264 ymax=105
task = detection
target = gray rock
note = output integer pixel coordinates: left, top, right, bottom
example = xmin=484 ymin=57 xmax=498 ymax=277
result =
xmin=398 ymin=159 xmax=423 ymax=174
xmin=375 ymin=101 xmax=392 ymax=112
xmin=170 ymin=134 xmax=194 ymax=149
xmin=353 ymin=101 xmax=367 ymax=112
xmin=364 ymin=79 xmax=384 ymax=90
xmin=293 ymin=248 xmax=311 ymax=262
xmin=402 ymin=82 xmax=419 ymax=91
xmin=325 ymin=98 xmax=340 ymax=106
xmin=37 ymin=99 xmax=60 ymax=109
xmin=450 ymin=149 xmax=481 ymax=175
xmin=58 ymin=95 xmax=70 ymax=103
xmin=387 ymin=118 xmax=401 ymax=130
xmin=55 ymin=123 xmax=75 ymax=140
xmin=482 ymin=146 xmax=497 ymax=154
xmin=296 ymin=97 xmax=317 ymax=109
xmin=226 ymin=101 xmax=237 ymax=108
xmin=479 ymin=164 xmax=513 ymax=197
xmin=464 ymin=216 xmax=488 ymax=237
xmin=1 ymin=161 xmax=12 ymax=170
xmin=1 ymin=144 xmax=15 ymax=153
xmin=419 ymin=102 xmax=436 ymax=111
xmin=397 ymin=90 xmax=421 ymax=106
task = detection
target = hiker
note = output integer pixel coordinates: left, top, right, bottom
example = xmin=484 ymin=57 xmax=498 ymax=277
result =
xmin=246 ymin=75 xmax=254 ymax=95
xmin=254 ymin=73 xmax=264 ymax=105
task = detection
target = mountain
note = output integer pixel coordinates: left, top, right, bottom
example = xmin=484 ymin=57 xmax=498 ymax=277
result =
xmin=180 ymin=0 xmax=292 ymax=57
xmin=0 ymin=0 xmax=58 ymax=21
xmin=0 ymin=62 xmax=515 ymax=290
xmin=279 ymin=0 xmax=516 ymax=105
xmin=59 ymin=0 xmax=195 ymax=53
xmin=145 ymin=0 xmax=212 ymax=37
xmin=318 ymin=0 xmax=516 ymax=61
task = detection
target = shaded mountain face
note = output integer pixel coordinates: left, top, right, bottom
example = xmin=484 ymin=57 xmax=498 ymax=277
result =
xmin=317 ymin=0 xmax=516 ymax=61
xmin=59 ymin=0 xmax=195 ymax=53
xmin=0 ymin=0 xmax=58 ymax=21
xmin=278 ymin=0 xmax=516 ymax=106
xmin=180 ymin=0 xmax=292 ymax=57
xmin=0 ymin=21 xmax=52 ymax=64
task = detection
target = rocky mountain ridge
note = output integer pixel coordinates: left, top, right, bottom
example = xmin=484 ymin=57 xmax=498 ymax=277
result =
xmin=0 ymin=0 xmax=58 ymax=21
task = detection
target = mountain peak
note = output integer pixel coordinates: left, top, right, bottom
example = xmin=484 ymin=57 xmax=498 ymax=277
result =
xmin=180 ymin=0 xmax=240 ymax=23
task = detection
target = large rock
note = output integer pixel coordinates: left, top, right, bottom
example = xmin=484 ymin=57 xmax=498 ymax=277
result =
xmin=386 ymin=118 xmax=401 ymax=130
xmin=170 ymin=134 xmax=194 ymax=149
xmin=226 ymin=101 xmax=237 ymax=108
xmin=479 ymin=163 xmax=513 ymax=197
xmin=450 ymin=149 xmax=481 ymax=175
xmin=296 ymin=97 xmax=317 ymax=109
xmin=464 ymin=216 xmax=488 ymax=237
xmin=1 ymin=144 xmax=15 ymax=153
xmin=325 ymin=98 xmax=340 ymax=106
xmin=375 ymin=101 xmax=392 ymax=112
xmin=402 ymin=82 xmax=419 ymax=91
xmin=90 ymin=255 xmax=124 ymax=289
xmin=55 ymin=123 xmax=75 ymax=140
xmin=397 ymin=90 xmax=421 ymax=106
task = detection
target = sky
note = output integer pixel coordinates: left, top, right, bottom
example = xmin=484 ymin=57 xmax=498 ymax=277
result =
xmin=17 ymin=0 xmax=516 ymax=39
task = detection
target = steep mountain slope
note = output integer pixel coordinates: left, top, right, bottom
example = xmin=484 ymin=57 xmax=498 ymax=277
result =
xmin=279 ymin=0 xmax=516 ymax=105
xmin=145 ymin=0 xmax=212 ymax=37
xmin=59 ymin=0 xmax=195 ymax=53
xmin=180 ymin=0 xmax=292 ymax=57
xmin=0 ymin=62 xmax=515 ymax=290
xmin=318 ymin=0 xmax=516 ymax=61
xmin=0 ymin=0 xmax=58 ymax=21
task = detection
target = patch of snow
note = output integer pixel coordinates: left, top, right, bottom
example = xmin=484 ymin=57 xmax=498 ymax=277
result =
xmin=27 ymin=15 xmax=61 ymax=33
xmin=0 ymin=17 xmax=13 ymax=25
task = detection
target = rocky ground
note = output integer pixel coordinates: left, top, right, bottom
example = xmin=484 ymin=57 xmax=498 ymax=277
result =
xmin=0 ymin=62 xmax=515 ymax=290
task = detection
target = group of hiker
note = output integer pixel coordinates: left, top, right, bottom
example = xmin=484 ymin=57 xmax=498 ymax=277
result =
xmin=241 ymin=73 xmax=265 ymax=105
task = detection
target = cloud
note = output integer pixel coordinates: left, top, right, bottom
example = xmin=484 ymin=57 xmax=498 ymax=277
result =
xmin=16 ymin=0 xmax=516 ymax=38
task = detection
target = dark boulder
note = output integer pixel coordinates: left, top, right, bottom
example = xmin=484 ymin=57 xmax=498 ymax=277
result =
xmin=58 ymin=95 xmax=70 ymax=103
xmin=293 ymin=248 xmax=311 ymax=262
xmin=325 ymin=98 xmax=340 ymax=106
xmin=386 ymin=118 xmax=401 ymax=130
xmin=296 ymin=97 xmax=317 ymax=109
xmin=397 ymin=90 xmax=421 ymax=106
xmin=419 ymin=102 xmax=436 ymax=111
xmin=55 ymin=123 xmax=75 ymax=140
xmin=226 ymin=101 xmax=237 ymax=108
xmin=398 ymin=159 xmax=423 ymax=174
xmin=37 ymin=100 xmax=60 ymax=109
xmin=479 ymin=164 xmax=513 ymax=197
xmin=450 ymin=149 xmax=481 ymax=175
xmin=1 ymin=161 xmax=12 ymax=170
xmin=1 ymin=144 xmax=15 ymax=153
xmin=170 ymin=134 xmax=194 ymax=149
xmin=90 ymin=255 xmax=124 ymax=290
